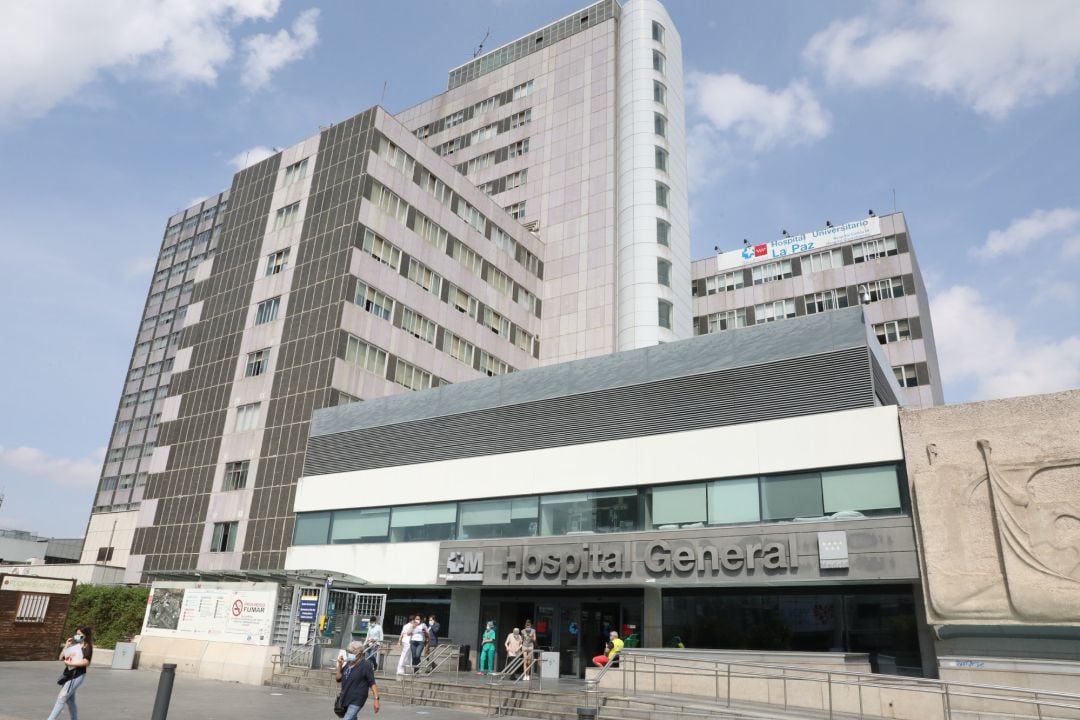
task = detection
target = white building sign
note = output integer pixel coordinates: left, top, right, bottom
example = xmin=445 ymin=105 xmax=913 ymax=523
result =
xmin=717 ymin=217 xmax=882 ymax=271
xmin=142 ymin=582 xmax=278 ymax=645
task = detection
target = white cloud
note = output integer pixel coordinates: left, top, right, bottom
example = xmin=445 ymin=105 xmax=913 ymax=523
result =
xmin=976 ymin=207 xmax=1080 ymax=258
xmin=804 ymin=1 xmax=1080 ymax=119
xmin=0 ymin=0 xmax=285 ymax=122
xmin=931 ymin=285 xmax=1080 ymax=400
xmin=228 ymin=145 xmax=276 ymax=171
xmin=242 ymin=8 xmax=320 ymax=89
xmin=0 ymin=446 xmax=106 ymax=489
xmin=688 ymin=72 xmax=831 ymax=153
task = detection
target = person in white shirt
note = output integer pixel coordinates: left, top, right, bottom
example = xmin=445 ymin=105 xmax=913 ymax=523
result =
xmin=408 ymin=614 xmax=429 ymax=674
xmin=364 ymin=618 xmax=384 ymax=672
xmin=395 ymin=618 xmax=415 ymax=676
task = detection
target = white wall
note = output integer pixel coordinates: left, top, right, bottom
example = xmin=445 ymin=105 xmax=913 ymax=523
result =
xmin=79 ymin=510 xmax=139 ymax=566
xmin=296 ymin=405 xmax=902 ymax=512
xmin=285 ymin=542 xmax=441 ymax=586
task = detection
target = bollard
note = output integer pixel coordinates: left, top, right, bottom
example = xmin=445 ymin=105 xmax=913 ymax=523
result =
xmin=576 ymin=708 xmax=598 ymax=720
xmin=150 ymin=663 xmax=177 ymax=720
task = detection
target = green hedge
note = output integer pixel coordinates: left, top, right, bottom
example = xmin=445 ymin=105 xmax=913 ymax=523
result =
xmin=63 ymin=585 xmax=150 ymax=650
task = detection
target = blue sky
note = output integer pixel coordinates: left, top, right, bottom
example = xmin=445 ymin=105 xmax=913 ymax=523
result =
xmin=1 ymin=0 xmax=1078 ymax=537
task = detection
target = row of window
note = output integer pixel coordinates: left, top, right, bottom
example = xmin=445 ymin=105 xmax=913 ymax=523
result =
xmin=160 ymin=228 xmax=216 ymax=266
xmin=293 ymin=463 xmax=903 ymax=546
xmin=164 ymin=201 xmax=226 ymax=239
xmin=105 ymin=443 xmax=155 ymax=463
xmin=115 ymin=413 xmax=162 ymax=435
xmin=119 ymin=385 xmax=169 ymax=408
xmin=454 ymin=137 xmax=530 ymax=177
xmin=133 ymin=332 xmax=182 ymax=356
xmin=478 ymin=168 xmax=528 ymax=196
xmin=153 ymin=249 xmax=212 ymax=283
xmin=147 ymin=280 xmax=195 ymax=310
xmin=127 ymin=358 xmax=174 ymax=383
xmin=100 ymin=473 xmax=148 ymax=491
xmin=696 ymin=236 xmax=906 ymax=296
xmin=433 ymin=108 xmax=532 ymax=157
xmin=414 ymin=80 xmax=534 ymax=140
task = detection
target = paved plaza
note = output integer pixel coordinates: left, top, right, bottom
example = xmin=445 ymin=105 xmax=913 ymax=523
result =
xmin=0 ymin=662 xmax=482 ymax=720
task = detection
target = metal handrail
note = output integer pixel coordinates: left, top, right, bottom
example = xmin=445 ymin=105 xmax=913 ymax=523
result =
xmin=489 ymin=649 xmax=543 ymax=690
xmin=582 ymin=649 xmax=1080 ymax=719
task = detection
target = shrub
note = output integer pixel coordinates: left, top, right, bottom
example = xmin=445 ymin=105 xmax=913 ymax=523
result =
xmin=63 ymin=585 xmax=150 ymax=649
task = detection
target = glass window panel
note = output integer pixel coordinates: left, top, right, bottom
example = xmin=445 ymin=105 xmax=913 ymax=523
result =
xmin=707 ymin=477 xmax=760 ymax=524
xmin=331 ymin=509 xmax=390 ymax=543
xmin=391 ymin=503 xmax=457 ymax=527
xmin=822 ymin=466 xmax=901 ymax=514
xmin=760 ymin=473 xmax=823 ymax=520
xmin=652 ymin=484 xmax=707 ymax=526
xmin=294 ymin=513 xmax=331 ymax=545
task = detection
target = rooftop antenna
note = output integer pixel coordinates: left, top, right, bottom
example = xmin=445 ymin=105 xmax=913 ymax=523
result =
xmin=473 ymin=28 xmax=491 ymax=58
xmin=892 ymin=188 xmax=897 ymax=213
xmin=380 ymin=81 xmax=389 ymax=107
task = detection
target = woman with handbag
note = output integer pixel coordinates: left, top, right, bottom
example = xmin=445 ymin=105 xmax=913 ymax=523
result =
xmin=47 ymin=626 xmax=93 ymax=720
xmin=334 ymin=640 xmax=380 ymax=718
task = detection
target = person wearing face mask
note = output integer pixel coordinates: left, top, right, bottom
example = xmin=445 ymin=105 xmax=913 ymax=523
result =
xmin=504 ymin=627 xmax=523 ymax=677
xmin=47 ymin=626 xmax=93 ymax=720
xmin=395 ymin=617 xmax=416 ymax=676
xmin=520 ymin=619 xmax=536 ymax=680
xmin=476 ymin=621 xmax=496 ymax=675
xmin=335 ymin=640 xmax=380 ymax=718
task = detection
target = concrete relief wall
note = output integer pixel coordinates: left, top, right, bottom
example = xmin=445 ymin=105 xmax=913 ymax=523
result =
xmin=901 ymin=390 xmax=1080 ymax=626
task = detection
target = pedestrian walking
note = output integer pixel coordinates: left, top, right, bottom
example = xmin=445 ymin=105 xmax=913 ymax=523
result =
xmin=335 ymin=640 xmax=381 ymax=718
xmin=477 ymin=621 xmax=496 ymax=675
xmin=520 ymin=619 xmax=536 ymax=680
xmin=395 ymin=618 xmax=415 ymax=675
xmin=424 ymin=615 xmax=440 ymax=671
xmin=408 ymin=615 xmax=429 ymax=674
xmin=47 ymin=626 xmax=93 ymax=720
xmin=504 ymin=627 xmax=523 ymax=676
xmin=365 ymin=618 xmax=384 ymax=672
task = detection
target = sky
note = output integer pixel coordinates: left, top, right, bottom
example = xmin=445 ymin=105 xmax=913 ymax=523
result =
xmin=1 ymin=0 xmax=1078 ymax=537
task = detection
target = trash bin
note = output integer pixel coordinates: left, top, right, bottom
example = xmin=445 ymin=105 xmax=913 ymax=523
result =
xmin=540 ymin=651 xmax=559 ymax=679
xmin=458 ymin=644 xmax=471 ymax=671
xmin=576 ymin=709 xmax=597 ymax=720
xmin=112 ymin=642 xmax=137 ymax=670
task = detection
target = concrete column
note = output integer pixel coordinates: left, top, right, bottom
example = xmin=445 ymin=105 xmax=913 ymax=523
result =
xmin=449 ymin=587 xmax=481 ymax=667
xmin=643 ymin=584 xmax=663 ymax=647
xmin=912 ymin=583 xmax=939 ymax=678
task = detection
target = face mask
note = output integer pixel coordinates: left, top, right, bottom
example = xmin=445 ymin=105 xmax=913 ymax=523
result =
xmin=74 ymin=635 xmax=84 ymax=642
xmin=346 ymin=653 xmax=357 ymax=662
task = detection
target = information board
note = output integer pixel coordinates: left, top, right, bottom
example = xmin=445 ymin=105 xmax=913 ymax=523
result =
xmin=142 ymin=583 xmax=278 ymax=645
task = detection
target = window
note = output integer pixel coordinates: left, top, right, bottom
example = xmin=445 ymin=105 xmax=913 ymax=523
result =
xmin=95 ymin=546 xmax=115 ymax=563
xmin=132 ymin=416 xmax=150 ymax=431
xmin=107 ymin=448 xmax=124 ymax=463
xmin=141 ymin=317 xmax=156 ymax=332
xmin=655 ymin=146 xmax=668 ymax=172
xmin=508 ymin=138 xmax=529 ymax=158
xmin=455 ymin=199 xmax=486 ymax=233
xmin=422 ymin=172 xmax=453 ymax=207
xmin=255 ymin=297 xmax=281 ymax=325
xmin=867 ymin=276 xmax=906 ymax=301
xmin=650 ymin=484 xmax=705 ymax=528
xmin=656 ymin=219 xmax=671 ymax=247
xmin=362 ymin=229 xmax=402 ymax=269
xmin=704 ymin=270 xmax=744 ymax=294
xmin=265 ymin=249 xmax=290 ymax=276
xmin=441 ymin=331 xmax=476 ymax=366
xmin=223 ymin=461 xmax=249 ymax=491
xmin=102 ymin=476 xmax=119 ymax=490
xmin=414 ymin=213 xmax=449 ymax=252
xmin=210 ymin=522 xmax=238 ymax=552
xmin=372 ymin=182 xmax=409 ymax=224
xmin=282 ymin=158 xmax=309 ymax=186
xmin=653 ymin=49 xmax=666 ymax=73
xmin=492 ymin=227 xmax=516 ymax=255
xmin=394 ymin=359 xmax=435 ymax=391
xmin=115 ymin=419 xmax=132 ymax=435
xmin=654 ymin=112 xmax=667 ymax=137
xmin=273 ymin=202 xmax=301 ymax=230
xmin=807 ymin=248 xmax=844 ymax=273
xmin=478 ymin=351 xmax=511 ymax=377
xmin=458 ymin=497 xmax=538 ymax=540
xmin=509 ymin=109 xmax=532 ymax=128
xmin=505 ymin=201 xmax=527 ymax=220
xmin=893 ymin=364 xmax=920 ymax=388
xmin=345 ymin=335 xmax=388 ymax=376
xmin=407 ymin=258 xmax=442 ymax=296
xmin=658 ymin=299 xmax=673 ymax=329
xmin=331 ymin=508 xmax=390 ymax=544
xmin=378 ymin=137 xmax=414 ymax=177
xmin=244 ymin=349 xmax=270 ymax=377
xmin=515 ymin=327 xmax=538 ymax=356
xmin=653 ymin=80 xmax=666 ymax=105
xmin=853 ymin=236 xmax=899 ymax=263
xmin=761 ymin=472 xmax=823 ymax=521
xmin=652 ymin=20 xmax=665 ymax=44
xmin=293 ymin=512 xmax=332 ymax=545
xmin=504 ymin=168 xmax=528 ymax=191
xmin=822 ymin=466 xmax=901 ymax=515
xmin=151 ymin=337 xmax=167 ymax=352
xmin=752 ymin=259 xmax=792 ymax=284
xmin=517 ymin=287 xmax=540 ymax=315
xmin=488 ymin=267 xmax=514 ymax=297
xmin=706 ymin=308 xmax=747 ymax=333
xmin=449 ymin=285 xmax=479 ymax=318
xmin=118 ymin=475 xmax=134 ymax=489
xmin=656 ymin=181 xmax=669 ymax=208
xmin=451 ymin=241 xmax=484 ymax=276
xmin=754 ymin=299 xmax=796 ymax=323
xmin=874 ymin=319 xmax=911 ymax=344
xmin=657 ymin=259 xmax=672 ymax=287
xmin=483 ymin=307 xmax=511 ymax=338
xmin=390 ymin=503 xmax=457 ymax=542
xmin=540 ymin=489 xmax=641 ymax=535
xmin=15 ymin=594 xmax=49 ymax=623
xmin=354 ymin=281 xmax=394 ymax=320
xmin=233 ymin=403 xmax=261 ymax=432
xmin=136 ymin=473 xmax=148 ymax=486
xmin=805 ymin=289 xmax=849 ymax=314
xmin=400 ymin=308 xmax=437 ymax=345
xmin=708 ymin=477 xmax=761 ymax=525
xmin=511 ymin=80 xmax=534 ymax=100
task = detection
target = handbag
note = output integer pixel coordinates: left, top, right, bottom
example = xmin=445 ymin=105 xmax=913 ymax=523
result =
xmin=333 ymin=690 xmax=347 ymax=718
xmin=57 ymin=666 xmax=75 ymax=686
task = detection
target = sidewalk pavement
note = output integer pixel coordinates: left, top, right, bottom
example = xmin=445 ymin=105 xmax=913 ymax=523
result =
xmin=0 ymin=661 xmax=482 ymax=720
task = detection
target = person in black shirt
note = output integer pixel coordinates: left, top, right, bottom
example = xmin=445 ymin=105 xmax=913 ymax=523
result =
xmin=48 ymin=625 xmax=93 ymax=720
xmin=335 ymin=640 xmax=380 ymax=718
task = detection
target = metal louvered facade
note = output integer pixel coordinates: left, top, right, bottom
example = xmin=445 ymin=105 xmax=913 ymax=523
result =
xmin=304 ymin=307 xmax=903 ymax=476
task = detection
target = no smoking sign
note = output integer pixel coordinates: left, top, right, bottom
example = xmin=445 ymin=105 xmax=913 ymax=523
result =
xmin=232 ymin=599 xmax=244 ymax=616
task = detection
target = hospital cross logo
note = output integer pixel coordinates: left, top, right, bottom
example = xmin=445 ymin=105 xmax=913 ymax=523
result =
xmin=445 ymin=551 xmax=484 ymax=580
